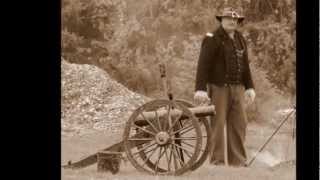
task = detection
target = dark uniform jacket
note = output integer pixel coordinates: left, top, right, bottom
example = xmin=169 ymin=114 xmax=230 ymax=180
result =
xmin=195 ymin=26 xmax=254 ymax=91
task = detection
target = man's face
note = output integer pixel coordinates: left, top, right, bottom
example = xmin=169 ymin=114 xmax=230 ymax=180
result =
xmin=221 ymin=17 xmax=239 ymax=31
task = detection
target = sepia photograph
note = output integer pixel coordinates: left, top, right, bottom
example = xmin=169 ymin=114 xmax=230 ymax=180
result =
xmin=61 ymin=0 xmax=296 ymax=179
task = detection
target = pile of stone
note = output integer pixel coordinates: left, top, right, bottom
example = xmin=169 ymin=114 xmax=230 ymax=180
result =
xmin=61 ymin=60 xmax=149 ymax=136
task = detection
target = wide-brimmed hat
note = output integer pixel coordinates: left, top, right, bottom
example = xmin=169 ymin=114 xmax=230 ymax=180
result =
xmin=216 ymin=7 xmax=245 ymax=23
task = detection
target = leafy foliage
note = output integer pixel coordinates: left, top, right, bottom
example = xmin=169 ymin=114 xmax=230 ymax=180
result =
xmin=62 ymin=0 xmax=295 ymax=122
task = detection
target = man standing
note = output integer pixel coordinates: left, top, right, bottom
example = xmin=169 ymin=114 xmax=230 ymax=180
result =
xmin=194 ymin=7 xmax=256 ymax=167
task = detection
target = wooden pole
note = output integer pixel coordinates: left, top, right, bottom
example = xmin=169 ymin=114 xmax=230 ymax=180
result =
xmin=224 ymin=123 xmax=229 ymax=166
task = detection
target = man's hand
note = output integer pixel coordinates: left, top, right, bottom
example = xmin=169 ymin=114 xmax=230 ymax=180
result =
xmin=194 ymin=91 xmax=210 ymax=105
xmin=244 ymin=88 xmax=256 ymax=105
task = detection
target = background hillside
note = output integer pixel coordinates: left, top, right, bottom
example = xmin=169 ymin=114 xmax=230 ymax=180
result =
xmin=62 ymin=0 xmax=295 ymax=125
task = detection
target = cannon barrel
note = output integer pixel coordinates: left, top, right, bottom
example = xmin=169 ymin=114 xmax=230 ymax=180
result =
xmin=134 ymin=105 xmax=215 ymax=126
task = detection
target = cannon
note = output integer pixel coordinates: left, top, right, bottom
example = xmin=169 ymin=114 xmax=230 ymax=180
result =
xmin=63 ymin=64 xmax=216 ymax=175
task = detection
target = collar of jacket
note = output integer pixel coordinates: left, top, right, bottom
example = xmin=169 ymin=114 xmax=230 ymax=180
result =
xmin=215 ymin=26 xmax=241 ymax=41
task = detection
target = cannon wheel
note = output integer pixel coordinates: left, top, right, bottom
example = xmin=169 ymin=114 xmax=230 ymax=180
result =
xmin=123 ymin=99 xmax=203 ymax=175
xmin=136 ymin=100 xmax=211 ymax=172
xmin=176 ymin=100 xmax=211 ymax=171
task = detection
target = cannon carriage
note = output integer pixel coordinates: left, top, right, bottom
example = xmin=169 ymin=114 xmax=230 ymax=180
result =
xmin=63 ymin=99 xmax=215 ymax=175
xmin=63 ymin=64 xmax=216 ymax=175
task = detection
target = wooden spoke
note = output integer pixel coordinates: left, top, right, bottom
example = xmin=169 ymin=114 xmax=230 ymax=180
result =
xmin=133 ymin=142 xmax=157 ymax=156
xmin=139 ymin=145 xmax=158 ymax=157
xmin=168 ymin=144 xmax=174 ymax=171
xmin=172 ymin=143 xmax=185 ymax=167
xmin=141 ymin=145 xmax=159 ymax=168
xmin=175 ymin=145 xmax=185 ymax=167
xmin=172 ymin=146 xmax=179 ymax=170
xmin=180 ymin=141 xmax=196 ymax=149
xmin=166 ymin=104 xmax=172 ymax=119
xmin=172 ymin=142 xmax=195 ymax=156
xmin=171 ymin=144 xmax=178 ymax=170
xmin=181 ymin=148 xmax=192 ymax=159
xmin=165 ymin=104 xmax=173 ymax=131
xmin=171 ymin=123 xmax=194 ymax=135
xmin=172 ymin=137 xmax=198 ymax=140
xmin=155 ymin=146 xmax=167 ymax=174
xmin=164 ymin=145 xmax=170 ymax=171
xmin=167 ymin=112 xmax=183 ymax=132
xmin=179 ymin=126 xmax=196 ymax=136
xmin=155 ymin=110 xmax=162 ymax=131
xmin=132 ymin=123 xmax=156 ymax=136
xmin=181 ymin=141 xmax=205 ymax=153
xmin=128 ymin=138 xmax=154 ymax=141
xmin=155 ymin=147 xmax=162 ymax=173
xmin=178 ymin=123 xmax=204 ymax=136
xmin=140 ymin=112 xmax=159 ymax=133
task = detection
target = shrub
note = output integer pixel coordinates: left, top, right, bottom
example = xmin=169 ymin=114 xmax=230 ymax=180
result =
xmin=62 ymin=0 xmax=296 ymax=123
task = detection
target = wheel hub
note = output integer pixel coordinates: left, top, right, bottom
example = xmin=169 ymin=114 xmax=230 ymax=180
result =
xmin=155 ymin=131 xmax=170 ymax=145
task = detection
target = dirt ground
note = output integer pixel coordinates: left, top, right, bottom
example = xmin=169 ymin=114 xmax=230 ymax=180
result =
xmin=61 ymin=122 xmax=295 ymax=180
